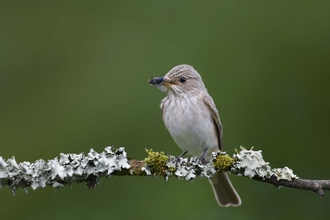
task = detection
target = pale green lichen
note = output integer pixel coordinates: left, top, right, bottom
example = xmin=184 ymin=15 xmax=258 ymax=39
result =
xmin=0 ymin=146 xmax=131 ymax=195
xmin=233 ymin=147 xmax=272 ymax=178
xmin=273 ymin=167 xmax=298 ymax=181
xmin=232 ymin=147 xmax=298 ymax=180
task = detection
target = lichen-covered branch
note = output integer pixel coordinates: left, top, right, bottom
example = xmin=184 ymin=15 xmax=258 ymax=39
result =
xmin=0 ymin=147 xmax=329 ymax=197
xmin=230 ymin=149 xmax=330 ymax=197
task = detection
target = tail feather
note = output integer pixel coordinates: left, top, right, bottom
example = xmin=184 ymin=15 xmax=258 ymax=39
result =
xmin=208 ymin=172 xmax=241 ymax=207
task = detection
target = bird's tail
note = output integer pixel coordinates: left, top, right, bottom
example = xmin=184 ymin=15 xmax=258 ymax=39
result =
xmin=208 ymin=172 xmax=241 ymax=207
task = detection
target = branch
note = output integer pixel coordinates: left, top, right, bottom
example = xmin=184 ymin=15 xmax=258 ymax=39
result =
xmin=252 ymin=176 xmax=329 ymax=197
xmin=0 ymin=147 xmax=329 ymax=197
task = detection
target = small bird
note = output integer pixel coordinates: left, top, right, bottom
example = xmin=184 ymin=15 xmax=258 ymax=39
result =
xmin=149 ymin=64 xmax=241 ymax=207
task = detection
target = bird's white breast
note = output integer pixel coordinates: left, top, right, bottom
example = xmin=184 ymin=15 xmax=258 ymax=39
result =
xmin=161 ymin=93 xmax=218 ymax=158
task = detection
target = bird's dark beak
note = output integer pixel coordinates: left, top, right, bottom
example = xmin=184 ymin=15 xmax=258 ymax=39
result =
xmin=149 ymin=76 xmax=170 ymax=92
xmin=149 ymin=76 xmax=164 ymax=85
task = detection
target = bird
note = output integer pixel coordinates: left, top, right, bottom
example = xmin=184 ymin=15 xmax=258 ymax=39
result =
xmin=149 ymin=64 xmax=241 ymax=207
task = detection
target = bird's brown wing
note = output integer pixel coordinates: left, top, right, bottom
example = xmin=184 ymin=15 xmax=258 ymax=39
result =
xmin=203 ymin=94 xmax=224 ymax=151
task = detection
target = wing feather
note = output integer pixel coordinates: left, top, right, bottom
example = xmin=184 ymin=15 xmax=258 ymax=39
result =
xmin=203 ymin=95 xmax=224 ymax=151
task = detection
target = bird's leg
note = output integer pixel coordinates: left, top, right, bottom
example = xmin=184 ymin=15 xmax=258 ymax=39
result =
xmin=175 ymin=150 xmax=188 ymax=167
xmin=198 ymin=149 xmax=208 ymax=164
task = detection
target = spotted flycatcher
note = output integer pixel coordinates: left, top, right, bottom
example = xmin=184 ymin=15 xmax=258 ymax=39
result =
xmin=149 ymin=64 xmax=241 ymax=207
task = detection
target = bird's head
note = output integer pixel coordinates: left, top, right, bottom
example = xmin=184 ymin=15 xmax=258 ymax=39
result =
xmin=149 ymin=64 xmax=206 ymax=95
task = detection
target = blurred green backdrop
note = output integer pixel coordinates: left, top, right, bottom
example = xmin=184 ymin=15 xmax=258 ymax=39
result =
xmin=1 ymin=0 xmax=329 ymax=219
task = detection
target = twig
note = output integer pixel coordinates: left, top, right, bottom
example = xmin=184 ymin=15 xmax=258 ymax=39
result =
xmin=252 ymin=176 xmax=329 ymax=197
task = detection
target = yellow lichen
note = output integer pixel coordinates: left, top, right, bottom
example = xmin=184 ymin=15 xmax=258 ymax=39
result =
xmin=144 ymin=149 xmax=169 ymax=175
xmin=213 ymin=154 xmax=234 ymax=172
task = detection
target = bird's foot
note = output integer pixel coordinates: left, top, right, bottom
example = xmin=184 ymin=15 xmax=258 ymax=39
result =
xmin=174 ymin=151 xmax=188 ymax=167
xmin=197 ymin=149 xmax=208 ymax=164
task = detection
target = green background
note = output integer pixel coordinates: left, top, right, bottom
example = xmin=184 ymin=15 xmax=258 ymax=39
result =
xmin=1 ymin=1 xmax=329 ymax=219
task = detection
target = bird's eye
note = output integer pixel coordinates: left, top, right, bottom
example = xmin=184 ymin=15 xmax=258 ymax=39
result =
xmin=180 ymin=77 xmax=187 ymax=83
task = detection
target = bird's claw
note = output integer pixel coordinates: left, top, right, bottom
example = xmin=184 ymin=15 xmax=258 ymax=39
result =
xmin=174 ymin=151 xmax=188 ymax=168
